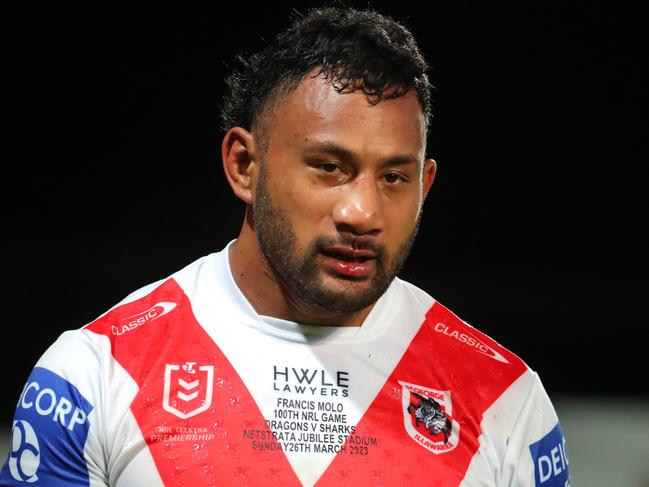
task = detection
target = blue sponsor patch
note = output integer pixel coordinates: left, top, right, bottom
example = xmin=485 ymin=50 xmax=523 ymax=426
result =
xmin=529 ymin=422 xmax=570 ymax=486
xmin=0 ymin=367 xmax=94 ymax=485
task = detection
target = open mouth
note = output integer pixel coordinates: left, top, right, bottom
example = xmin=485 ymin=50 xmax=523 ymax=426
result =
xmin=318 ymin=246 xmax=378 ymax=279
xmin=320 ymin=246 xmax=376 ymax=263
xmin=321 ymin=249 xmax=373 ymax=263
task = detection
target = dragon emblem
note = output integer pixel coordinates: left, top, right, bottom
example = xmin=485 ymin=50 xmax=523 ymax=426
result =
xmin=407 ymin=391 xmax=452 ymax=443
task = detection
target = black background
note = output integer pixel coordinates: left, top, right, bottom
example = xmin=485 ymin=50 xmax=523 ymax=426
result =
xmin=2 ymin=1 xmax=647 ymax=423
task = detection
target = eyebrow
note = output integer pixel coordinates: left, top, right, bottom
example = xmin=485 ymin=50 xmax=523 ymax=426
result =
xmin=303 ymin=141 xmax=420 ymax=169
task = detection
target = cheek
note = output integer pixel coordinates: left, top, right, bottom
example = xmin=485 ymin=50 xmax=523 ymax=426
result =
xmin=291 ymin=185 xmax=336 ymax=222
xmin=278 ymin=187 xmax=334 ymax=246
xmin=383 ymin=197 xmax=422 ymax=247
xmin=387 ymin=195 xmax=421 ymax=229
xmin=268 ymin=179 xmax=305 ymax=217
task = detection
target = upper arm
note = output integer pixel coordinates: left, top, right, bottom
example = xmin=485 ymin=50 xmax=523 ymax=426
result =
xmin=498 ymin=372 xmax=570 ymax=487
xmin=1 ymin=330 xmax=108 ymax=486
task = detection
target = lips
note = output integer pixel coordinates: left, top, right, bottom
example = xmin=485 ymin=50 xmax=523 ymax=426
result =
xmin=319 ymin=245 xmax=377 ymax=278
xmin=321 ymin=245 xmax=376 ymax=262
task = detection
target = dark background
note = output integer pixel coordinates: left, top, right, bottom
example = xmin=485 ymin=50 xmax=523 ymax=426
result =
xmin=2 ymin=1 xmax=647 ymax=424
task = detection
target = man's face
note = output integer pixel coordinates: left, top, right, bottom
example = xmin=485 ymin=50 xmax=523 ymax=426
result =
xmin=252 ymin=75 xmax=434 ymax=314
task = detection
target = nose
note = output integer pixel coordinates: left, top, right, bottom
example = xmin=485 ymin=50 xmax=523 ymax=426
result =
xmin=331 ymin=175 xmax=384 ymax=236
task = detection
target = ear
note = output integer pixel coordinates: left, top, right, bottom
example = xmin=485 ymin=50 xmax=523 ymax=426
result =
xmin=222 ymin=127 xmax=258 ymax=204
xmin=422 ymin=158 xmax=437 ymax=200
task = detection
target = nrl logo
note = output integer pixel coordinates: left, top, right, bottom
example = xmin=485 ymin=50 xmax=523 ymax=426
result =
xmin=399 ymin=381 xmax=460 ymax=454
xmin=163 ymin=362 xmax=214 ymax=419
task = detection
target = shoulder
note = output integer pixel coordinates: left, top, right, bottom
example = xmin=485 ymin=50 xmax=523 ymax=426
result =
xmin=398 ymin=276 xmax=527 ymax=369
xmin=392 ymin=277 xmax=436 ymax=308
xmin=393 ymin=278 xmax=534 ymax=417
xmin=3 ymin=328 xmax=108 ymax=483
xmin=13 ymin=253 xmax=218 ymax=407
xmin=82 ymin=250 xmax=221 ymax=339
xmin=24 ymin=329 xmax=105 ymax=410
xmin=426 ymin=299 xmax=524 ymax=367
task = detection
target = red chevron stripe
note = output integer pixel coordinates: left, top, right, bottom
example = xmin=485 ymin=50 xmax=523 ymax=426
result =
xmin=86 ymin=278 xmax=301 ymax=486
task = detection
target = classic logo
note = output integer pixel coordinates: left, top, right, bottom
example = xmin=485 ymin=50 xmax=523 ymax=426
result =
xmin=111 ymin=301 xmax=177 ymax=336
xmin=163 ymin=362 xmax=214 ymax=419
xmin=433 ymin=322 xmax=509 ymax=363
xmin=8 ymin=420 xmax=40 ymax=482
xmin=399 ymin=381 xmax=459 ymax=454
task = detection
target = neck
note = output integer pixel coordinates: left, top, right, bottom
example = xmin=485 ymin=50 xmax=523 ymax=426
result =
xmin=228 ymin=214 xmax=373 ymax=326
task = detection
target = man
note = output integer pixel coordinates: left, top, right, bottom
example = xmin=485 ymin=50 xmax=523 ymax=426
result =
xmin=1 ymin=6 xmax=569 ymax=487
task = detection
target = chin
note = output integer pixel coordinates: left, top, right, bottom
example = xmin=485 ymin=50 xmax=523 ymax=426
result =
xmin=304 ymin=277 xmax=383 ymax=314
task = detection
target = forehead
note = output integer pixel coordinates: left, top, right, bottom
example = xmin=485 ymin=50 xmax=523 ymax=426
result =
xmin=264 ymin=75 xmax=427 ymax=158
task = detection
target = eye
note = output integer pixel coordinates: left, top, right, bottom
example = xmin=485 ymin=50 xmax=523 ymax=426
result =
xmin=383 ymin=172 xmax=407 ymax=184
xmin=319 ymin=163 xmax=340 ymax=173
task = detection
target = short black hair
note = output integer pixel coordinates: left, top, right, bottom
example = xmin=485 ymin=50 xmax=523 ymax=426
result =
xmin=220 ymin=6 xmax=432 ymax=145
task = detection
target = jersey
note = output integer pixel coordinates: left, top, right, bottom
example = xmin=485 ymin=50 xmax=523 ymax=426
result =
xmin=1 ymin=241 xmax=570 ymax=486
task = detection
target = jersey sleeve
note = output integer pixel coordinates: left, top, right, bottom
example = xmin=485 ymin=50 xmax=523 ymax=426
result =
xmin=499 ymin=371 xmax=571 ymax=487
xmin=1 ymin=330 xmax=108 ymax=486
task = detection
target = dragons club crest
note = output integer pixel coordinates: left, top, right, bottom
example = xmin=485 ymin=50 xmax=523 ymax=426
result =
xmin=399 ymin=381 xmax=460 ymax=454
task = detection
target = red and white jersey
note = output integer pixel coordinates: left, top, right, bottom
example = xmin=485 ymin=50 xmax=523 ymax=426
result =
xmin=1 ymin=242 xmax=570 ymax=486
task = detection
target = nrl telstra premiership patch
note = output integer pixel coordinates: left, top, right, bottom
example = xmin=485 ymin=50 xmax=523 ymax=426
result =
xmin=529 ymin=422 xmax=570 ymax=486
xmin=1 ymin=367 xmax=94 ymax=485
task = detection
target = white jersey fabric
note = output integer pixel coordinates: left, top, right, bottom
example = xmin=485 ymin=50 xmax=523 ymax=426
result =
xmin=1 ymin=241 xmax=570 ymax=486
